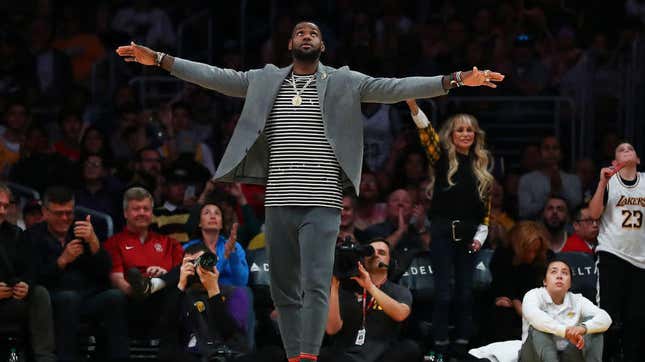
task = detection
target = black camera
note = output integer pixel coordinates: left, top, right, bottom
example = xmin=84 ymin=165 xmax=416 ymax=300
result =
xmin=333 ymin=237 xmax=374 ymax=280
xmin=193 ymin=251 xmax=218 ymax=270
xmin=187 ymin=251 xmax=219 ymax=286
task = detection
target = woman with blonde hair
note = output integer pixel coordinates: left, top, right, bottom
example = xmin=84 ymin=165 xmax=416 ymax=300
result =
xmin=407 ymin=100 xmax=494 ymax=360
xmin=489 ymin=221 xmax=552 ymax=342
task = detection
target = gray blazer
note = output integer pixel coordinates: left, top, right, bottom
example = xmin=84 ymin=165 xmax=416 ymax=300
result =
xmin=170 ymin=58 xmax=448 ymax=194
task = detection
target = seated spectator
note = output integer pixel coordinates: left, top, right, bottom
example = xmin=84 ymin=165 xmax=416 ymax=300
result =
xmin=520 ymin=258 xmax=611 ymax=361
xmin=109 ymin=104 xmax=141 ymax=162
xmin=22 ymin=199 xmax=44 ymax=230
xmin=75 ymin=153 xmax=125 ymax=230
xmin=53 ymin=108 xmax=83 ymax=162
xmin=158 ymin=246 xmax=250 ymax=361
xmin=0 ymin=101 xmax=29 ymax=177
xmin=151 ymin=165 xmax=192 ymax=244
xmin=391 ymin=146 xmax=429 ymax=194
xmin=321 ymin=239 xmax=421 ymax=362
xmin=518 ymin=136 xmax=582 ymax=220
xmin=196 ymin=182 xmax=262 ymax=249
xmin=163 ymin=241 xmax=285 ymax=362
xmin=79 ymin=126 xmax=112 ymax=162
xmin=561 ymin=208 xmax=598 ymax=254
xmin=490 ymin=221 xmax=552 ymax=341
xmin=364 ymin=189 xmax=429 ymax=252
xmin=29 ymin=18 xmax=73 ymax=107
xmin=0 ymin=184 xmax=55 ymax=362
xmin=354 ymin=170 xmax=387 ymax=230
xmin=159 ymin=102 xmax=216 ymax=175
xmin=489 ymin=179 xmax=515 ymax=248
xmin=338 ymin=193 xmax=369 ymax=244
xmin=26 ymin=186 xmax=128 ymax=362
xmin=9 ymin=124 xmax=76 ymax=194
xmin=491 ymin=180 xmax=515 ymax=232
xmin=183 ymin=202 xmax=248 ymax=287
xmin=127 ymin=146 xmax=164 ymax=203
xmin=541 ymin=196 xmax=570 ymax=253
xmin=519 ymin=144 xmax=542 ymax=174
xmin=104 ymin=187 xmax=183 ymax=329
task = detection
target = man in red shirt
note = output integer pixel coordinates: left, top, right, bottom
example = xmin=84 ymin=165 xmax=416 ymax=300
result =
xmin=561 ymin=207 xmax=599 ymax=254
xmin=104 ymin=187 xmax=184 ymax=299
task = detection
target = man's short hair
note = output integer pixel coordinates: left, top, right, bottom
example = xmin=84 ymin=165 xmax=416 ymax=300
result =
xmin=572 ymin=207 xmax=585 ymax=222
xmin=136 ymin=146 xmax=161 ymax=162
xmin=43 ymin=186 xmax=74 ymax=207
xmin=0 ymin=183 xmax=12 ymax=200
xmin=543 ymin=194 xmax=568 ymax=211
xmin=123 ymin=187 xmax=154 ymax=211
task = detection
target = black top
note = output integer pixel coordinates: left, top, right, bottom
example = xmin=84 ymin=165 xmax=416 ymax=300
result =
xmin=0 ymin=221 xmax=28 ymax=283
xmin=25 ymin=221 xmax=112 ymax=295
xmin=490 ymin=246 xmax=550 ymax=300
xmin=430 ymin=152 xmax=486 ymax=222
xmin=162 ymin=287 xmax=247 ymax=358
xmin=330 ymin=280 xmax=412 ymax=362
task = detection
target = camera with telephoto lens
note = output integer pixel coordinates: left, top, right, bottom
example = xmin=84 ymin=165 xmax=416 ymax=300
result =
xmin=333 ymin=237 xmax=374 ymax=280
xmin=193 ymin=251 xmax=218 ymax=270
xmin=187 ymin=251 xmax=219 ymax=286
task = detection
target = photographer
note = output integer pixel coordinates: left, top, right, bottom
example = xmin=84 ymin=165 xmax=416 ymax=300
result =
xmin=26 ymin=186 xmax=129 ymax=362
xmin=0 ymin=184 xmax=55 ymax=362
xmin=321 ymin=239 xmax=421 ymax=362
xmin=159 ymin=244 xmax=249 ymax=362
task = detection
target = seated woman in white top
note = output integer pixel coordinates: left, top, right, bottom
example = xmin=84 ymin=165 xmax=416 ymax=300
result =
xmin=520 ymin=258 xmax=612 ymax=362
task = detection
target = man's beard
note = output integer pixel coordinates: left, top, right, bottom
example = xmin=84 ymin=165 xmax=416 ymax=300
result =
xmin=546 ymin=220 xmax=565 ymax=234
xmin=291 ymin=46 xmax=321 ymax=63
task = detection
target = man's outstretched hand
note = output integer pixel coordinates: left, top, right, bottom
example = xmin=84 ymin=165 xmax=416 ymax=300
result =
xmin=116 ymin=41 xmax=157 ymax=65
xmin=462 ymin=66 xmax=505 ymax=88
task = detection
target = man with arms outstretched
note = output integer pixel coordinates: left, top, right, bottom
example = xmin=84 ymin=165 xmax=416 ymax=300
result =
xmin=117 ymin=21 xmax=503 ymax=362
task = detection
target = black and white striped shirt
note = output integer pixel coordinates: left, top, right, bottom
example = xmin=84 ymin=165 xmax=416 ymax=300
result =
xmin=264 ymin=73 xmax=343 ymax=209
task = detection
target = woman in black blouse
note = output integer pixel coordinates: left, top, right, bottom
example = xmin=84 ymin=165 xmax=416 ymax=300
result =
xmin=489 ymin=221 xmax=551 ymax=341
xmin=407 ymin=100 xmax=493 ymax=359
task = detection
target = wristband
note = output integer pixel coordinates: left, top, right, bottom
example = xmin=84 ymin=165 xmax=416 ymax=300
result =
xmin=155 ymin=52 xmax=166 ymax=66
xmin=450 ymin=71 xmax=464 ymax=88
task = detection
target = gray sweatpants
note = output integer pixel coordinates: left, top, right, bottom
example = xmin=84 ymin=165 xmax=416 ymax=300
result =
xmin=265 ymin=206 xmax=340 ymax=358
xmin=519 ymin=327 xmax=603 ymax=362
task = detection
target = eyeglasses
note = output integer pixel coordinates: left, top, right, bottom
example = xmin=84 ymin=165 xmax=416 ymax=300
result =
xmin=46 ymin=207 xmax=74 ymax=218
xmin=576 ymin=218 xmax=599 ymax=225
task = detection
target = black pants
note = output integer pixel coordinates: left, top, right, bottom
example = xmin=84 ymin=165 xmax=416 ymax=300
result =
xmin=597 ymin=251 xmax=645 ymax=362
xmin=51 ymin=289 xmax=129 ymax=362
xmin=429 ymin=220 xmax=476 ymax=347
xmin=0 ymin=285 xmax=56 ymax=362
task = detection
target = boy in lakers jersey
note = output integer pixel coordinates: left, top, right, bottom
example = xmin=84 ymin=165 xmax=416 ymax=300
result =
xmin=589 ymin=142 xmax=644 ymax=362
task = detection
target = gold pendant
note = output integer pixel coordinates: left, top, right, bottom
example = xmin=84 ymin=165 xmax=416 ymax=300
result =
xmin=292 ymin=95 xmax=302 ymax=106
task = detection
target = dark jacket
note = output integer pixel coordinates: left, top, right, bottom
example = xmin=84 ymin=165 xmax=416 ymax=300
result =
xmin=0 ymin=221 xmax=29 ymax=284
xmin=161 ymin=287 xmax=248 ymax=360
xmin=25 ymin=222 xmax=112 ymax=296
